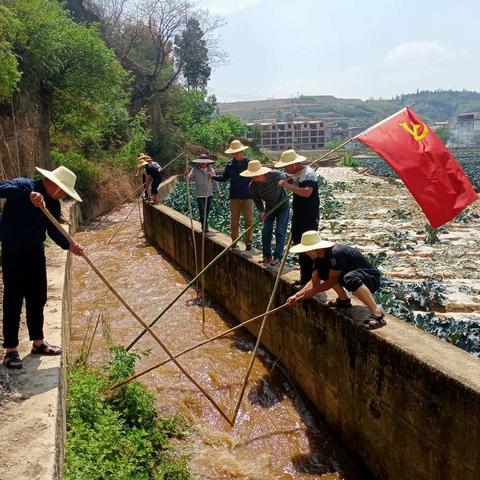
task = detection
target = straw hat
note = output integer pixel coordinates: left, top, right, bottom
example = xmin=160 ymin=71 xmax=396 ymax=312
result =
xmin=136 ymin=158 xmax=149 ymax=168
xmin=290 ymin=230 xmax=334 ymax=253
xmin=192 ymin=154 xmax=214 ymax=164
xmin=274 ymin=149 xmax=307 ymax=168
xmin=240 ymin=160 xmax=271 ymax=178
xmin=225 ymin=139 xmax=248 ymax=154
xmin=137 ymin=152 xmax=151 ymax=161
xmin=35 ymin=166 xmax=82 ymax=202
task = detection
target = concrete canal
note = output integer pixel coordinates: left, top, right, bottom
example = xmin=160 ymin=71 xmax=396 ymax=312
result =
xmin=69 ymin=204 xmax=366 ymax=479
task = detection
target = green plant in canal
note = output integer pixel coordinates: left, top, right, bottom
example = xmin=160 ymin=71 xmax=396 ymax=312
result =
xmin=387 ymin=231 xmax=415 ymax=251
xmin=422 ymin=224 xmax=441 ymax=244
xmin=367 ymin=251 xmax=388 ymax=268
xmin=65 ymin=346 xmax=190 ymax=480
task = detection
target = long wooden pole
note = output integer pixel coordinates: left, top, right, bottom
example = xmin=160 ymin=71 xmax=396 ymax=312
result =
xmin=185 ymin=161 xmax=200 ymax=293
xmin=110 ymin=303 xmax=289 ymax=391
xmin=106 ymin=201 xmax=138 ymax=245
xmin=94 ymin=152 xmax=184 ymax=230
xmin=40 ymin=205 xmax=232 ymax=425
xmin=201 ymin=190 xmax=208 ymax=328
xmin=230 ymin=233 xmax=293 ymax=425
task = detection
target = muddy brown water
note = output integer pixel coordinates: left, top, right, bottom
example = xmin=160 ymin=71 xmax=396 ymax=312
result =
xmin=70 ymin=204 xmax=366 ymax=480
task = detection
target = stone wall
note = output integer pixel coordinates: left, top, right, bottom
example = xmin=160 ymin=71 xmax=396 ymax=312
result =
xmin=143 ymin=186 xmax=480 ymax=480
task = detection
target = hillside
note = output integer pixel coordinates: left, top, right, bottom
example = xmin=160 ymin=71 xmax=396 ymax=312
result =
xmin=218 ymin=90 xmax=480 ymax=127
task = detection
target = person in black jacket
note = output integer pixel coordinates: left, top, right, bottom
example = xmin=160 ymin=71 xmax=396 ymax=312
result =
xmin=287 ymin=231 xmax=385 ymax=329
xmin=0 ymin=166 xmax=84 ymax=369
xmin=213 ymin=140 xmax=253 ymax=250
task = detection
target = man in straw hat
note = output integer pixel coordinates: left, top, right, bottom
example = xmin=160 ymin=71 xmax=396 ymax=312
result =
xmin=135 ymin=153 xmax=150 ymax=201
xmin=0 ymin=166 xmax=84 ymax=369
xmin=286 ymin=231 xmax=385 ymax=329
xmin=213 ymin=140 xmax=254 ymax=250
xmin=240 ymin=160 xmax=289 ymax=265
xmin=184 ymin=154 xmax=220 ymax=234
xmin=276 ymin=149 xmax=319 ymax=287
xmin=141 ymin=153 xmax=163 ymax=204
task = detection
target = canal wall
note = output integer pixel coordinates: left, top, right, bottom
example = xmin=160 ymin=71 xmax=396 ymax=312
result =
xmin=144 ymin=176 xmax=480 ymax=480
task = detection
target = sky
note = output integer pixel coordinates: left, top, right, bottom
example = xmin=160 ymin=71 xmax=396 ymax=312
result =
xmin=198 ymin=0 xmax=479 ymax=102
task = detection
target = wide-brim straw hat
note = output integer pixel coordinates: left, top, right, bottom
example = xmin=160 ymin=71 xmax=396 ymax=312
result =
xmin=36 ymin=166 xmax=82 ymax=202
xmin=225 ymin=139 xmax=249 ymax=154
xmin=137 ymin=152 xmax=151 ymax=161
xmin=192 ymin=158 xmax=214 ymax=164
xmin=290 ymin=230 xmax=334 ymax=253
xmin=240 ymin=160 xmax=271 ymax=178
xmin=274 ymin=149 xmax=307 ymax=168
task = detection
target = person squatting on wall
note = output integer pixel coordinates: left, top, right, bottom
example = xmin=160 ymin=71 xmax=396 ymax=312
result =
xmin=184 ymin=154 xmax=220 ymax=234
xmin=213 ymin=140 xmax=254 ymax=250
xmin=287 ymin=231 xmax=386 ymax=330
xmin=241 ymin=160 xmax=290 ymax=265
xmin=0 ymin=166 xmax=84 ymax=369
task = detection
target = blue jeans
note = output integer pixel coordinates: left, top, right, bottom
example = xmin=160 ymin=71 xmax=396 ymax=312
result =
xmin=196 ymin=196 xmax=212 ymax=230
xmin=262 ymin=202 xmax=289 ymax=259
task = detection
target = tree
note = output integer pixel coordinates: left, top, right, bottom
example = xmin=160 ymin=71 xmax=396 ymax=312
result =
xmin=86 ymin=0 xmax=225 ymax=101
xmin=174 ymin=18 xmax=210 ymax=90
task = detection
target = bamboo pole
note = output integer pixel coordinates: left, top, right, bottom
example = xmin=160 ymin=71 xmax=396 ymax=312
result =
xmin=94 ymin=152 xmax=184 ymax=230
xmin=201 ymin=190 xmax=209 ymax=328
xmin=39 ymin=205 xmax=232 ymax=425
xmin=106 ymin=200 xmax=138 ymax=245
xmin=110 ymin=303 xmax=289 ymax=391
xmin=230 ymin=233 xmax=293 ymax=425
xmin=185 ymin=160 xmax=200 ymax=292
xmin=137 ymin=195 xmax=143 ymax=230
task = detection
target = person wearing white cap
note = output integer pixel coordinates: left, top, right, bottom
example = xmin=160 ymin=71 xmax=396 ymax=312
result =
xmin=276 ymin=149 xmax=320 ymax=287
xmin=0 ymin=166 xmax=84 ymax=369
xmin=213 ymin=140 xmax=254 ymax=250
xmin=240 ymin=160 xmax=290 ymax=265
xmin=184 ymin=154 xmax=220 ymax=233
xmin=286 ymin=231 xmax=385 ymax=329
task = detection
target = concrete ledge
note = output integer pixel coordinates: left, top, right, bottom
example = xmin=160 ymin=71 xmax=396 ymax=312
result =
xmin=144 ymin=193 xmax=480 ymax=480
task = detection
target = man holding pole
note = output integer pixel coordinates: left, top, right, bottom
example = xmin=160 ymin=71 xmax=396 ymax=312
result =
xmin=0 ymin=166 xmax=84 ymax=369
xmin=213 ymin=140 xmax=254 ymax=250
xmin=276 ymin=149 xmax=319 ymax=287
xmin=240 ymin=160 xmax=290 ymax=265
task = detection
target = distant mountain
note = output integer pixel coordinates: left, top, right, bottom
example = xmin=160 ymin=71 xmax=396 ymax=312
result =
xmin=218 ymin=90 xmax=480 ymax=127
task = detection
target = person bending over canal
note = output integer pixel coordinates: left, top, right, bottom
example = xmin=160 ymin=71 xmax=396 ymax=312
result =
xmin=213 ymin=140 xmax=254 ymax=250
xmin=240 ymin=160 xmax=289 ymax=265
xmin=286 ymin=231 xmax=385 ymax=329
xmin=135 ymin=153 xmax=150 ymax=200
xmin=184 ymin=154 xmax=220 ymax=234
xmin=0 ymin=166 xmax=84 ymax=369
xmin=275 ymin=149 xmax=319 ymax=287
xmin=144 ymin=154 xmax=163 ymax=204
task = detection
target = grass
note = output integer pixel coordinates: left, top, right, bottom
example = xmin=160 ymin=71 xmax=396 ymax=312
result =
xmin=65 ymin=346 xmax=191 ymax=480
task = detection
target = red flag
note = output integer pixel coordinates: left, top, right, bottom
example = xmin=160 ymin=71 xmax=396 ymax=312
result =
xmin=356 ymin=107 xmax=478 ymax=227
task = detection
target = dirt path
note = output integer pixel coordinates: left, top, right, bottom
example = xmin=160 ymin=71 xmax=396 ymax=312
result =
xmin=0 ymin=246 xmax=67 ymax=480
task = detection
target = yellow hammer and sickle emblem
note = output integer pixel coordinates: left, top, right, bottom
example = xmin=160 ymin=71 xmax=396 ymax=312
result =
xmin=399 ymin=121 xmax=429 ymax=141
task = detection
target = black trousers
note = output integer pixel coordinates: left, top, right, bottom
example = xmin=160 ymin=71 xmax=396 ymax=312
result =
xmin=2 ymin=246 xmax=47 ymax=348
xmin=291 ymin=213 xmax=319 ymax=284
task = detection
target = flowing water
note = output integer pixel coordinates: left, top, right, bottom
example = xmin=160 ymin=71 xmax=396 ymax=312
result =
xmin=70 ymin=204 xmax=366 ymax=480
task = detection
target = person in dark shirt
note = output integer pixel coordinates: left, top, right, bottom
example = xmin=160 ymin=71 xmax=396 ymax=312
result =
xmin=287 ymin=231 xmax=385 ymax=329
xmin=0 ymin=166 xmax=84 ymax=369
xmin=213 ymin=140 xmax=253 ymax=250
xmin=241 ymin=160 xmax=289 ymax=265
xmin=144 ymin=155 xmax=163 ymax=204
xmin=276 ymin=149 xmax=320 ymax=286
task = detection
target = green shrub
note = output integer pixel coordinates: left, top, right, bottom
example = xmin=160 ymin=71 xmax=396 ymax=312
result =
xmin=65 ymin=346 xmax=190 ymax=480
xmin=50 ymin=148 xmax=106 ymax=197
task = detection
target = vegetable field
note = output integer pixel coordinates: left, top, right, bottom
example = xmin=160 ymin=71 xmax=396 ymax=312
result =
xmin=164 ymin=165 xmax=480 ymax=356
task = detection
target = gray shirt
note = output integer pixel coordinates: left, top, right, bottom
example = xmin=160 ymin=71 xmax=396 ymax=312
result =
xmin=250 ymin=170 xmax=289 ymax=212
xmin=187 ymin=165 xmax=219 ymax=197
